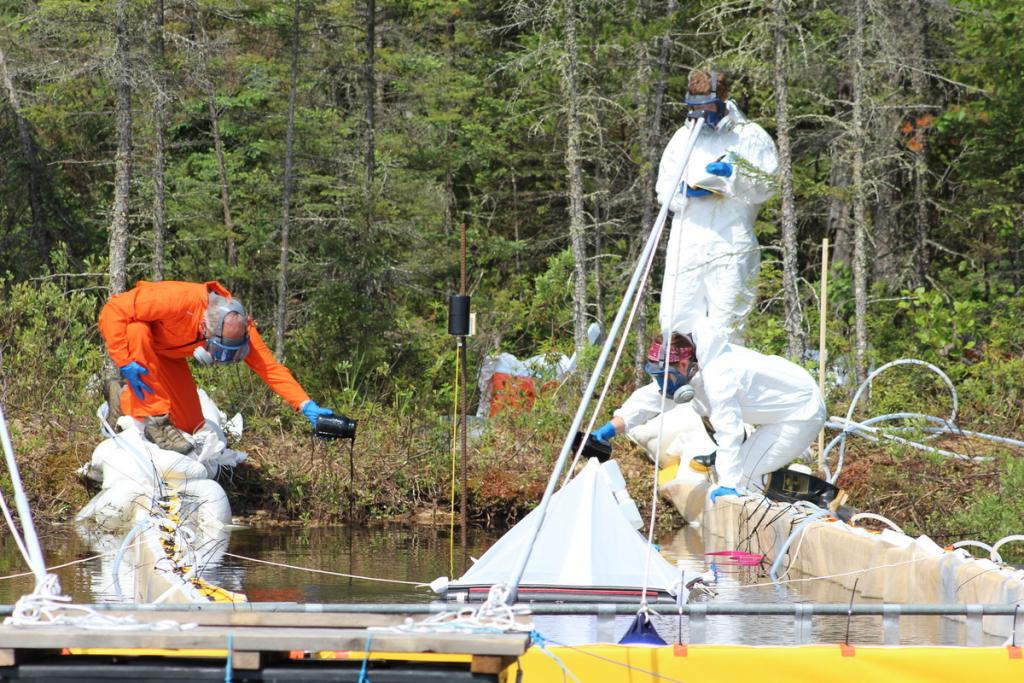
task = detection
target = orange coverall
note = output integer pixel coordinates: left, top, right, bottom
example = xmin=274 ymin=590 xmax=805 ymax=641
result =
xmin=99 ymin=280 xmax=310 ymax=434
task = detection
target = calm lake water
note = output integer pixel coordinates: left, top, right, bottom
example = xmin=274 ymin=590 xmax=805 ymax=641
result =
xmin=0 ymin=522 xmax=1003 ymax=646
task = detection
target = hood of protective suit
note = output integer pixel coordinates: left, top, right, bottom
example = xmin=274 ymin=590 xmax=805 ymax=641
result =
xmin=689 ymin=318 xmax=729 ymax=369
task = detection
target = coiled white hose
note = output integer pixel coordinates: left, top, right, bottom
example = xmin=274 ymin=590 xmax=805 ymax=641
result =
xmin=822 ymin=358 xmax=1024 ymax=483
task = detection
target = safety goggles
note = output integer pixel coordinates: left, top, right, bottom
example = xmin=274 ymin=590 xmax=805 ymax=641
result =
xmin=206 ymin=299 xmax=251 ymax=364
xmin=684 ymin=93 xmax=721 ymax=107
xmin=206 ymin=335 xmax=250 ymax=364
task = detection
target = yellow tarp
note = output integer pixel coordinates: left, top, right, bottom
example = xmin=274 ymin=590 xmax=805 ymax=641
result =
xmin=505 ymin=643 xmax=1023 ymax=682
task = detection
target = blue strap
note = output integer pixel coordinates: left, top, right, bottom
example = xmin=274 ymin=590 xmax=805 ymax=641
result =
xmin=358 ymin=633 xmax=374 ymax=683
xmin=225 ymin=633 xmax=233 ymax=683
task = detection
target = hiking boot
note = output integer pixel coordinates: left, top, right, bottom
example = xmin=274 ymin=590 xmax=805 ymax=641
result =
xmin=104 ymin=379 xmax=124 ymax=431
xmin=143 ymin=414 xmax=193 ymax=454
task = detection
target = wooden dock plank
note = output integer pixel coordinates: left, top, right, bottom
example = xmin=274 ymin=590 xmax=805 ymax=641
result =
xmin=0 ymin=625 xmax=529 ymax=657
xmin=471 ymin=655 xmax=516 ymax=674
xmin=233 ymin=651 xmax=260 ymax=670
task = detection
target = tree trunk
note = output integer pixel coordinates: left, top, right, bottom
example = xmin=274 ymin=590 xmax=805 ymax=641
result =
xmin=192 ymin=9 xmax=238 ymax=271
xmin=275 ymin=0 xmax=301 ymax=360
xmin=0 ymin=46 xmax=48 ymax=264
xmin=910 ymin=3 xmax=930 ymax=286
xmin=363 ymin=0 xmax=376 ymax=234
xmin=592 ymin=121 xmax=606 ymax=327
xmin=851 ymin=0 xmax=869 ymax=383
xmin=634 ymin=0 xmax=675 ymax=386
xmin=828 ymin=153 xmax=851 ymax=266
xmin=151 ymin=0 xmax=167 ymax=281
xmin=774 ymin=0 xmax=804 ymax=360
xmin=563 ymin=0 xmax=588 ymax=356
xmin=872 ymin=166 xmax=899 ymax=286
xmin=108 ymin=0 xmax=133 ymax=295
xmin=208 ymin=93 xmax=237 ymax=269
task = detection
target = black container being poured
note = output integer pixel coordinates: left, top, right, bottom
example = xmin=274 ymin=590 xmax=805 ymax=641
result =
xmin=572 ymin=430 xmax=612 ymax=463
xmin=315 ymin=413 xmax=358 ymax=441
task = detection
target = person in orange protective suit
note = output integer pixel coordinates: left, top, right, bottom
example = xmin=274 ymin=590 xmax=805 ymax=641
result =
xmin=99 ymin=280 xmax=334 ymax=454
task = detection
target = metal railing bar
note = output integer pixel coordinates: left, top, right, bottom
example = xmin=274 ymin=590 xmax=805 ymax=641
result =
xmin=5 ymin=602 xmax=1018 ymax=617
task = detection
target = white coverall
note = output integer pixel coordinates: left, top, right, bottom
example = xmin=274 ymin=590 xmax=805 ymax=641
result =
xmin=656 ymin=101 xmax=779 ymax=338
xmin=614 ymin=320 xmax=825 ymax=492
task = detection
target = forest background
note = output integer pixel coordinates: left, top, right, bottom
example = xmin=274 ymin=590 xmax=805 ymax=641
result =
xmin=1 ymin=0 xmax=1023 ymax=554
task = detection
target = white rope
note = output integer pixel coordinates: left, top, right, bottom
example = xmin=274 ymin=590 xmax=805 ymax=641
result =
xmin=222 ymin=552 xmax=428 ymax=586
xmin=375 ymin=584 xmax=534 ymax=635
xmin=2 ymin=552 xmax=193 ymax=631
xmin=0 ymin=547 xmax=138 ymax=582
xmin=733 ymin=549 xmax=942 ymax=592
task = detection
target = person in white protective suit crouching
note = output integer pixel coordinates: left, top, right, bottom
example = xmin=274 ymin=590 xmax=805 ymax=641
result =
xmin=587 ymin=320 xmax=825 ymax=504
xmin=657 ymin=68 xmax=778 ymax=340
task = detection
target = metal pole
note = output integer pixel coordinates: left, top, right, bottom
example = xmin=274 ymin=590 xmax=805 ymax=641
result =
xmin=0 ymin=402 xmax=47 ymax=587
xmin=348 ymin=439 xmax=355 ymax=521
xmin=459 ymin=222 xmax=468 ymax=570
xmin=505 ymin=119 xmax=705 ymax=603
xmin=817 ymin=238 xmax=829 ymax=473
xmin=59 ymin=602 xmax=1024 ymax=617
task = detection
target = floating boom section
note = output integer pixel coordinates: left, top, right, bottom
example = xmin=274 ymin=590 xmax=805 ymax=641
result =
xmin=450 ymin=458 xmax=682 ymax=602
xmin=642 ymin=407 xmax=1024 ymax=640
xmin=76 ymin=390 xmax=247 ymax=604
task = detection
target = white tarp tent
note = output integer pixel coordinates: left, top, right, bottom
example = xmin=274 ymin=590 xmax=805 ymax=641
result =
xmin=449 ymin=458 xmax=685 ymax=601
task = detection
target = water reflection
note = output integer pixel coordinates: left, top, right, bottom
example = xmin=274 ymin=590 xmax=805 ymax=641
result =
xmin=225 ymin=525 xmax=496 ymax=604
xmin=0 ymin=523 xmax=497 ymax=606
xmin=0 ymin=523 xmax=1005 ymax=646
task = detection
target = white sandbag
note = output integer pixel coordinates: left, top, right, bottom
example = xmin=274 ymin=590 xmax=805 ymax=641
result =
xmin=79 ymin=391 xmax=243 ymax=529
xmin=173 ymin=479 xmax=232 ymax=529
xmin=192 ymin=419 xmax=247 ymax=477
xmin=75 ymin=481 xmax=149 ymax=527
xmin=90 ymin=429 xmax=209 ymax=487
xmin=628 ymin=402 xmax=717 ymax=467
xmin=659 ymin=462 xmax=711 ymax=524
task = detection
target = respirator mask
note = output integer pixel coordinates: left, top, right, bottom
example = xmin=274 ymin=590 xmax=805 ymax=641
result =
xmin=645 ymin=361 xmax=697 ymax=404
xmin=193 ymin=299 xmax=251 ymax=365
xmin=646 ymin=336 xmax=698 ymax=404
xmin=685 ymin=71 xmax=727 ymax=130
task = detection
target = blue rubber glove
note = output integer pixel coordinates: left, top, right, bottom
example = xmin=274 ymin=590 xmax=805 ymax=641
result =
xmin=592 ymin=421 xmax=618 ymax=444
xmin=706 ymin=160 xmax=734 ymax=177
xmin=119 ymin=361 xmax=153 ymax=401
xmin=709 ymin=486 xmax=739 ymax=504
xmin=301 ymin=400 xmax=334 ymax=428
xmin=684 ymin=185 xmax=713 ymax=198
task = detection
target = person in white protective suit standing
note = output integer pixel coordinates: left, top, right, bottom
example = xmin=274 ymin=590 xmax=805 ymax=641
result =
xmin=587 ymin=320 xmax=825 ymax=503
xmin=657 ymin=68 xmax=778 ymax=339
